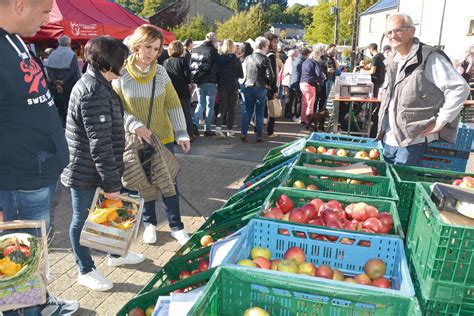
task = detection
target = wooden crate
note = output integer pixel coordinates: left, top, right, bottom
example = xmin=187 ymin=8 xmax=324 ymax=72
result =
xmin=80 ymin=188 xmax=144 ymax=256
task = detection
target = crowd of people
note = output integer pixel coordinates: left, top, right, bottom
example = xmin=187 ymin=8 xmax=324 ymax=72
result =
xmin=0 ymin=0 xmax=472 ymax=313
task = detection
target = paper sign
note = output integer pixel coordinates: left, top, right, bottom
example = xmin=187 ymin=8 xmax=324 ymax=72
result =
xmin=209 ymin=235 xmax=241 ymax=268
xmin=169 ymin=287 xmax=204 ymax=315
xmin=281 ymin=138 xmax=306 ymax=157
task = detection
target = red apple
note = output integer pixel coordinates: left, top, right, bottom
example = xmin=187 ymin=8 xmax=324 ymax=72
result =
xmin=365 ymin=258 xmax=387 ymax=280
xmin=309 ymin=199 xmax=324 ymax=215
xmin=198 ymin=259 xmax=209 ymax=272
xmin=268 ymin=207 xmax=284 ymax=218
xmin=179 ymin=270 xmax=191 ymax=280
xmin=317 ymin=146 xmax=327 ymax=154
xmin=276 ymin=194 xmax=294 ymax=214
xmin=253 ymin=257 xmax=271 ymax=270
xmin=452 ymin=179 xmax=463 ymax=186
xmin=373 ymin=277 xmax=391 ymax=288
xmin=378 ymin=212 xmax=394 ymax=231
xmin=298 ymin=262 xmax=317 ymax=276
xmin=306 ymin=184 xmax=319 ymax=190
xmin=322 ymin=209 xmax=345 ymax=224
xmin=289 ymin=208 xmax=309 ymax=223
xmin=128 ymin=307 xmax=146 ymax=316
xmin=365 ymin=205 xmax=379 ymax=218
xmin=270 ymin=259 xmax=281 ymax=271
xmin=327 ymin=200 xmax=343 ymax=211
xmin=344 ymin=277 xmax=357 ymax=283
xmin=326 ymin=148 xmax=337 ymax=156
xmin=369 ymin=149 xmax=380 ymax=159
xmin=277 ymin=259 xmax=298 ymax=274
xmin=355 ymin=274 xmax=373 ymax=285
xmin=343 ymin=220 xmax=358 ymax=231
xmin=362 ymin=218 xmax=384 ymax=234
xmin=352 ymin=202 xmax=369 ymax=221
xmin=345 ymin=203 xmax=355 ymax=220
xmin=316 ymin=264 xmax=334 ymax=279
xmin=191 ymin=269 xmax=200 ymax=275
xmin=305 ymin=146 xmax=317 ymax=153
xmin=284 ymin=247 xmax=306 ymax=265
xmin=308 ymin=218 xmax=323 ymax=226
xmin=302 ymin=203 xmax=319 ymax=221
xmin=340 ymin=238 xmax=354 ymax=245
xmin=264 ymin=212 xmax=282 ymax=220
xmin=279 ymin=229 xmax=290 ymax=236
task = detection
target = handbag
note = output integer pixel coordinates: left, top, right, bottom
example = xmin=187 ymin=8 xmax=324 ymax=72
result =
xmin=267 ymin=98 xmax=283 ymax=118
xmin=138 ymin=76 xmax=157 ymax=182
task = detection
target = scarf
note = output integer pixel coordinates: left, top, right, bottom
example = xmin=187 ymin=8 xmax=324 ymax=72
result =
xmin=125 ymin=53 xmax=157 ymax=84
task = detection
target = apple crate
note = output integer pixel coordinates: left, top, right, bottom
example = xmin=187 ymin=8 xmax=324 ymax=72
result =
xmin=406 ymin=183 xmax=474 ymax=306
xmin=389 ymin=165 xmax=474 ymax=232
xmin=427 ymin=123 xmax=474 ymax=152
xmin=263 ymin=137 xmax=308 ymax=162
xmin=189 ymin=266 xmax=421 ymax=316
xmin=228 ymin=165 xmax=289 ymax=207
xmin=221 ymin=218 xmax=414 ymax=297
xmin=304 ymin=140 xmax=384 ymax=161
xmin=117 ymin=268 xmax=215 ymax=316
xmin=175 ymin=210 xmax=259 ymax=258
xmin=309 ymin=132 xmax=382 ymax=149
xmin=259 ymin=187 xmax=404 ymax=239
xmin=295 ymin=151 xmax=391 ymax=177
xmin=138 ymin=247 xmax=214 ymax=295
xmin=421 ymin=154 xmax=468 ymax=172
xmin=243 ymin=154 xmax=297 ymax=185
xmin=282 ymin=166 xmax=399 ymax=202
xmin=80 ymin=188 xmax=144 ymax=256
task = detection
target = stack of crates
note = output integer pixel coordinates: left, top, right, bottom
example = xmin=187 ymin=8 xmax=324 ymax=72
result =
xmin=422 ymin=123 xmax=474 ymax=172
xmin=406 ymin=183 xmax=474 ymax=315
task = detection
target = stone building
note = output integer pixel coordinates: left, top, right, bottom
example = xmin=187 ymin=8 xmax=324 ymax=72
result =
xmin=149 ymin=0 xmax=234 ymax=30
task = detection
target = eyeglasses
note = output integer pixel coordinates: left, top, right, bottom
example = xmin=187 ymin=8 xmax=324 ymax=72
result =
xmin=384 ymin=26 xmax=413 ymax=38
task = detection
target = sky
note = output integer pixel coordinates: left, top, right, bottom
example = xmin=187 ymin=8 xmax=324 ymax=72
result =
xmin=288 ymin=0 xmax=316 ymax=6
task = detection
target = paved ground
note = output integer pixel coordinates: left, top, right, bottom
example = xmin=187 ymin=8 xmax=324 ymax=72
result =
xmin=46 ymin=113 xmax=474 ymax=315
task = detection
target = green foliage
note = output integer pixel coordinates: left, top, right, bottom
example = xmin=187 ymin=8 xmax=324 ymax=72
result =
xmin=216 ymin=4 xmax=271 ymax=42
xmin=141 ymin=0 xmax=172 ymax=18
xmin=304 ymin=0 xmax=377 ymax=45
xmin=283 ymin=4 xmax=314 ymax=25
xmin=216 ymin=0 xmax=239 ymax=11
xmin=267 ymin=4 xmax=285 ymax=23
xmin=116 ymin=0 xmax=144 ymax=16
xmin=171 ymin=15 xmax=214 ymax=42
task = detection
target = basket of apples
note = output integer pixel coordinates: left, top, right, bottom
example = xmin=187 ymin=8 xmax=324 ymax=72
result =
xmin=303 ymin=140 xmax=383 ymax=161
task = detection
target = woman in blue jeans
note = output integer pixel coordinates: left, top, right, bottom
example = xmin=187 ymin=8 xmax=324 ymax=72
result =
xmin=61 ymin=36 xmax=143 ymax=292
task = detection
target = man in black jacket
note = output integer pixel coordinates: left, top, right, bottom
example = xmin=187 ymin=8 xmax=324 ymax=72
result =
xmin=0 ymin=0 xmax=79 ymax=315
xmin=190 ymin=32 xmax=219 ymax=136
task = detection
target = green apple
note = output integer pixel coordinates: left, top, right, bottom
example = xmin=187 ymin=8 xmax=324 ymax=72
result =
xmin=277 ymin=259 xmax=298 ymax=274
xmin=250 ymin=246 xmax=271 ymax=260
xmin=237 ymin=259 xmax=258 ymax=268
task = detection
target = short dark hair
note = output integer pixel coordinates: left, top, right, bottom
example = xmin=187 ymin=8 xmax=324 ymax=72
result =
xmin=383 ymin=45 xmax=392 ymax=52
xmin=301 ymin=47 xmax=311 ymax=57
xmin=368 ymin=43 xmax=378 ymax=51
xmin=264 ymin=31 xmax=278 ymax=42
xmin=85 ymin=36 xmax=128 ymax=76
xmin=168 ymin=40 xmax=184 ymax=57
xmin=329 ymin=44 xmax=336 ymax=49
xmin=183 ymin=39 xmax=193 ymax=48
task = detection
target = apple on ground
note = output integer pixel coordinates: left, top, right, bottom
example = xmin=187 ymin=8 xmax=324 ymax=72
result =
xmin=284 ymin=247 xmax=306 ymax=265
xmin=277 ymin=259 xmax=298 ymax=274
xmin=250 ymin=246 xmax=271 ymax=260
xmin=253 ymin=257 xmax=271 ymax=270
xmin=298 ymin=262 xmax=317 ymax=276
xmin=243 ymin=307 xmax=269 ymax=316
xmin=293 ymin=180 xmax=306 ymax=189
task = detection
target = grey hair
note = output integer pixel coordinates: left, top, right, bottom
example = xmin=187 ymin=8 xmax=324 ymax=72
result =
xmin=253 ymin=37 xmax=269 ymax=50
xmin=58 ymin=35 xmax=71 ymax=47
xmin=311 ymin=44 xmax=324 ymax=59
xmin=387 ymin=13 xmax=415 ymax=27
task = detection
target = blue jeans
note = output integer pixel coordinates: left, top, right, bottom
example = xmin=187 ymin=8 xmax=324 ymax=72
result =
xmin=383 ymin=141 xmax=427 ymax=166
xmin=241 ymin=87 xmax=267 ymax=138
xmin=0 ymin=184 xmax=56 ymax=316
xmin=193 ymin=83 xmax=217 ymax=132
xmin=69 ymin=188 xmax=96 ymax=274
xmin=142 ymin=143 xmax=184 ymax=231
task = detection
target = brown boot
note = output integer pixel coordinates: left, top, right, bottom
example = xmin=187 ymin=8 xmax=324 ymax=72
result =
xmin=318 ymin=109 xmax=329 ymax=131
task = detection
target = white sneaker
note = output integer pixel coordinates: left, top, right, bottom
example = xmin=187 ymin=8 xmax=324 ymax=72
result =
xmin=215 ymin=127 xmax=226 ymax=138
xmin=143 ymin=224 xmax=157 ymax=244
xmin=77 ymin=269 xmax=113 ymax=291
xmin=227 ymin=129 xmax=235 ymax=137
xmin=171 ymin=229 xmax=190 ymax=246
xmin=264 ymin=118 xmax=268 ymax=125
xmin=106 ymin=252 xmax=146 ymax=267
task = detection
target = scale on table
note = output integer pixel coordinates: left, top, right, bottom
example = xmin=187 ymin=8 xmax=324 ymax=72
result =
xmin=336 ymin=73 xmax=374 ymax=98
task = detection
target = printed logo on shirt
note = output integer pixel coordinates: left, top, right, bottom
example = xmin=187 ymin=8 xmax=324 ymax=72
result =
xmin=20 ymin=58 xmax=47 ymax=94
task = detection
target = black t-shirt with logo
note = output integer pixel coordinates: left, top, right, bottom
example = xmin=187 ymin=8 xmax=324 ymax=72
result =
xmin=0 ymin=28 xmax=68 ymax=190
xmin=371 ymin=52 xmax=385 ymax=86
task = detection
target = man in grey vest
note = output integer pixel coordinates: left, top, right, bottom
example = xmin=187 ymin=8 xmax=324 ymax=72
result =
xmin=376 ymin=13 xmax=469 ymax=166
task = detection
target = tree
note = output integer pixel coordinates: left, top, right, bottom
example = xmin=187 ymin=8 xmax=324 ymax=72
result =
xmin=283 ymin=4 xmax=313 ymax=25
xmin=216 ymin=0 xmax=239 ymax=11
xmin=116 ymin=0 xmax=144 ymax=16
xmin=216 ymin=4 xmax=271 ymax=42
xmin=141 ymin=0 xmax=172 ymax=18
xmin=171 ymin=15 xmax=214 ymax=41
xmin=267 ymin=4 xmax=285 ymax=23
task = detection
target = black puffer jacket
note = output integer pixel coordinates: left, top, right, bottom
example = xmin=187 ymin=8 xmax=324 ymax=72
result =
xmin=244 ymin=50 xmax=274 ymax=89
xmin=61 ymin=67 xmax=125 ymax=193
xmin=217 ymin=54 xmax=243 ymax=90
xmin=190 ymin=40 xmax=219 ymax=84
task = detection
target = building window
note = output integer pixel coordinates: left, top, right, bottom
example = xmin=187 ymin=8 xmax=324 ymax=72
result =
xmin=369 ymin=18 xmax=374 ymax=33
xmin=468 ymin=17 xmax=474 ymax=35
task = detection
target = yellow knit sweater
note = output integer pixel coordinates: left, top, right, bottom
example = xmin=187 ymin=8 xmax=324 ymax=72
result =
xmin=113 ymin=55 xmax=187 ymax=144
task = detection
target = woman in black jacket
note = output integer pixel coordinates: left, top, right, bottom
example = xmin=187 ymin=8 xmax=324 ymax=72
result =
xmin=164 ymin=40 xmax=193 ymax=140
xmin=216 ymin=39 xmax=243 ymax=137
xmin=61 ymin=36 xmax=141 ymax=292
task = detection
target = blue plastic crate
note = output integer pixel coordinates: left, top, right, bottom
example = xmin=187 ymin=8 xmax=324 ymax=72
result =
xmin=222 ymin=218 xmax=415 ymax=297
xmin=421 ymin=154 xmax=467 ymax=172
xmin=309 ymin=132 xmax=382 ymax=149
xmin=427 ymin=123 xmax=474 ymax=152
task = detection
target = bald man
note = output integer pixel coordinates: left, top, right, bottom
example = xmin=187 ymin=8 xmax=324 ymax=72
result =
xmin=376 ymin=13 xmax=470 ymax=166
xmin=0 ymin=0 xmax=79 ymax=314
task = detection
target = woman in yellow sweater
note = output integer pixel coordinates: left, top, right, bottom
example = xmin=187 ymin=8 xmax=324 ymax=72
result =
xmin=113 ymin=25 xmax=191 ymax=245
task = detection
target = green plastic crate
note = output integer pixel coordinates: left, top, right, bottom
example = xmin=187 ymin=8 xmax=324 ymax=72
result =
xmin=244 ymin=153 xmax=296 ymax=184
xmin=282 ymin=166 xmax=399 ymax=202
xmin=406 ymin=183 xmax=474 ymax=306
xmin=175 ymin=210 xmax=258 ymax=257
xmin=413 ymin=266 xmax=474 ymax=316
xmin=138 ymin=247 xmax=211 ymax=295
xmin=263 ymin=137 xmax=307 ymax=162
xmin=197 ymin=205 xmax=261 ymax=233
xmin=260 ymin=187 xmax=404 ymax=239
xmin=117 ymin=268 xmax=215 ymax=316
xmin=189 ymin=266 xmax=422 ymax=316
xmin=296 ymin=151 xmax=391 ymax=176
xmin=304 ymin=140 xmax=384 ymax=161
xmin=224 ymin=166 xmax=288 ymax=207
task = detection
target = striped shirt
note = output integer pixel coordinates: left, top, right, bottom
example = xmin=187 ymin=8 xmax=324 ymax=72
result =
xmin=113 ymin=61 xmax=188 ymax=145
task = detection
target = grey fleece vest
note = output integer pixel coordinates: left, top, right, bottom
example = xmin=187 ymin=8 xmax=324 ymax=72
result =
xmin=376 ymin=42 xmax=459 ymax=146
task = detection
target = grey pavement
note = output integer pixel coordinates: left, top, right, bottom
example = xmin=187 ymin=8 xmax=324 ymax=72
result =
xmin=46 ymin=114 xmax=474 ymax=315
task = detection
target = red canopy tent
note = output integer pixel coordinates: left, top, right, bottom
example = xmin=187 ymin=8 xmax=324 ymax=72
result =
xmin=27 ymin=0 xmax=175 ymax=44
